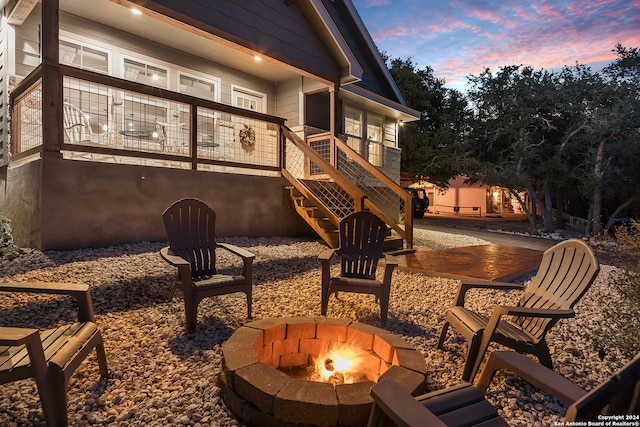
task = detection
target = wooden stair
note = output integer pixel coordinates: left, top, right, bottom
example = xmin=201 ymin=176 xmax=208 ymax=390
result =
xmin=285 ymin=186 xmax=404 ymax=251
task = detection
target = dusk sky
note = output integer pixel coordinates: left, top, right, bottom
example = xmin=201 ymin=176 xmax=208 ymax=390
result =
xmin=352 ymin=0 xmax=640 ymax=92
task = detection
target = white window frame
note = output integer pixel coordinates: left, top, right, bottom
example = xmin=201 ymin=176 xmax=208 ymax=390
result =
xmin=121 ymin=54 xmax=169 ymax=89
xmin=59 ymin=35 xmax=112 ymax=75
xmin=178 ymin=71 xmax=221 ymax=103
xmin=231 ymin=84 xmax=267 ymax=113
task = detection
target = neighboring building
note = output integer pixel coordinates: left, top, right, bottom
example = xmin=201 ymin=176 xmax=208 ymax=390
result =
xmin=0 ymin=0 xmax=419 ymax=250
xmin=403 ymin=176 xmax=525 ymax=217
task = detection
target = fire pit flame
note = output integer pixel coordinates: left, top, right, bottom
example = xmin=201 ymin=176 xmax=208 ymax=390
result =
xmin=315 ymin=344 xmax=365 ymax=385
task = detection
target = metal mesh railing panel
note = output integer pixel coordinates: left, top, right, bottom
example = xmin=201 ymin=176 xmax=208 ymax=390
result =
xmin=284 ymin=135 xmax=354 ymax=219
xmin=196 ymin=107 xmax=279 ymax=168
xmin=336 ymin=147 xmax=405 ymax=225
xmin=13 ymin=81 xmax=43 ymax=154
xmin=63 ymin=76 xmax=191 ymax=156
xmin=309 ymin=137 xmax=331 ymax=175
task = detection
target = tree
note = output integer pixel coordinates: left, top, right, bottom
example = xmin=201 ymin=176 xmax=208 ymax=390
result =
xmin=555 ymin=47 xmax=640 ymax=235
xmin=465 ymin=65 xmax=565 ymax=232
xmin=386 ymin=57 xmax=472 ymax=187
xmin=464 ymin=47 xmax=640 ymax=235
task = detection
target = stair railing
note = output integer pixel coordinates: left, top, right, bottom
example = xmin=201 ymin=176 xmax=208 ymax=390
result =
xmin=281 ymin=126 xmax=413 ymax=249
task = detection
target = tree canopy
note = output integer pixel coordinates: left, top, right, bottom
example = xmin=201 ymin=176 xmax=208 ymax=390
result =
xmin=387 ymin=45 xmax=640 ymax=234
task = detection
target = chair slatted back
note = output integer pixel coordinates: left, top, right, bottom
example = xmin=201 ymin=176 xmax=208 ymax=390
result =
xmin=63 ymin=102 xmax=93 ymax=142
xmin=162 ymin=198 xmax=217 ymax=279
xmin=338 ymin=211 xmax=387 ymax=280
xmin=567 ymin=353 xmax=640 ymax=421
xmin=514 ymin=239 xmax=599 ymax=341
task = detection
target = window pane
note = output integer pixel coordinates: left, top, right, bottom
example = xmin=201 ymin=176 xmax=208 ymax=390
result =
xmin=123 ymin=58 xmax=167 ymax=88
xmin=179 ymin=75 xmax=215 ymax=100
xmin=60 ymin=40 xmax=109 ymax=74
xmin=367 ymin=115 xmax=383 ymax=142
xmin=345 ymin=106 xmax=362 ymax=137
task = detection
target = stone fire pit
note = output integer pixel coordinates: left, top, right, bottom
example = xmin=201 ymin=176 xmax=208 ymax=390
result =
xmin=219 ymin=317 xmax=428 ymax=427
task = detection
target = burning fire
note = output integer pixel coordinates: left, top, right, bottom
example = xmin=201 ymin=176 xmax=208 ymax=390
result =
xmin=314 ymin=344 xmax=367 ymax=385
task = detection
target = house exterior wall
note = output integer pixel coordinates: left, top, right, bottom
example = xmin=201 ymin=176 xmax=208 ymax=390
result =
xmin=2 ymin=157 xmax=313 ymax=250
xmin=147 ymin=0 xmax=341 ymax=82
xmin=0 ymin=159 xmax=42 ymax=248
xmin=425 ymin=176 xmax=488 ymax=216
xmin=275 ymin=77 xmax=302 ymax=128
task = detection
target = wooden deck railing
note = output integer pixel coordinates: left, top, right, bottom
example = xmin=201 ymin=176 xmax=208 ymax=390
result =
xmin=10 ymin=64 xmax=285 ymax=173
xmin=281 ymin=127 xmax=413 ymax=249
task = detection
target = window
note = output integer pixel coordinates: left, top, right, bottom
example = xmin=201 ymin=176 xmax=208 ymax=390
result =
xmin=60 ymin=39 xmax=110 ymax=74
xmin=384 ymin=120 xmax=397 ymax=147
xmin=123 ymin=57 xmax=168 ymax=88
xmin=179 ymin=73 xmax=219 ymax=101
xmin=231 ymin=85 xmax=266 ymax=113
xmin=344 ymin=105 xmax=363 ymax=154
xmin=367 ymin=115 xmax=383 ymax=142
xmin=367 ymin=115 xmax=384 ymax=167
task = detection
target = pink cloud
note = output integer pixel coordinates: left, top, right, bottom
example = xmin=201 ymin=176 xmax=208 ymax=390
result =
xmin=354 ymin=0 xmax=639 ymax=90
xmin=361 ymin=0 xmax=391 ymax=6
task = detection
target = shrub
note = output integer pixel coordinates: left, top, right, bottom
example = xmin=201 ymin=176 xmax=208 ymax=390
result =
xmin=0 ymin=215 xmax=13 ymax=248
xmin=593 ymin=220 xmax=640 ymax=361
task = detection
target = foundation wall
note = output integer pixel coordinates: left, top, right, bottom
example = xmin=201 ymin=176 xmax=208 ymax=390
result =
xmin=0 ymin=157 xmax=313 ymax=250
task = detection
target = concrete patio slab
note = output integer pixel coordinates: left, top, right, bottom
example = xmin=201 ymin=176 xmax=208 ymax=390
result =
xmin=398 ymin=244 xmax=544 ymax=282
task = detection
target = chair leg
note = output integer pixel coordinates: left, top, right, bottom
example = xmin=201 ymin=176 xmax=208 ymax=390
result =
xmin=95 ymin=340 xmax=109 ymax=378
xmin=321 ymin=282 xmax=329 ymax=316
xmin=184 ymin=294 xmax=199 ymax=333
xmin=461 ymin=331 xmax=483 ymax=382
xmin=246 ymin=289 xmax=252 ymax=319
xmin=47 ymin=367 xmax=69 ymax=427
xmin=437 ymin=320 xmax=450 ymax=349
xmin=534 ymin=341 xmax=554 ymax=370
xmin=379 ymin=287 xmax=390 ymax=326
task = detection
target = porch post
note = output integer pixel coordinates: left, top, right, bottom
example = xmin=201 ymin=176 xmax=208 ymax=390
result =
xmin=41 ymin=0 xmax=63 ymax=157
xmin=329 ymin=83 xmax=341 ymax=166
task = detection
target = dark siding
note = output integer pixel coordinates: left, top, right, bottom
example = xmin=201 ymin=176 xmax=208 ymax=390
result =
xmin=321 ymin=0 xmax=399 ymax=101
xmin=148 ymin=0 xmax=342 ymax=82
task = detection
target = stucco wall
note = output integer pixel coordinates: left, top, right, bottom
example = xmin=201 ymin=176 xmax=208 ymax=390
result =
xmin=2 ymin=158 xmax=314 ymax=251
xmin=0 ymin=160 xmax=43 ymax=248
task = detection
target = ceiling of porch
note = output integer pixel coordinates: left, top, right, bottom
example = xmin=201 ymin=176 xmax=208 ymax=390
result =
xmin=59 ymin=0 xmax=303 ymax=84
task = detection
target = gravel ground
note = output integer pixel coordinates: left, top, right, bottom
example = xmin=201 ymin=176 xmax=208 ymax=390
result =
xmin=0 ymin=228 xmax=627 ymax=426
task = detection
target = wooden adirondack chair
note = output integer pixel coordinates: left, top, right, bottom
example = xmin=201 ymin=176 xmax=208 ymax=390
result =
xmin=320 ymin=211 xmax=398 ymax=326
xmin=160 ymin=198 xmax=255 ymax=333
xmin=438 ymin=238 xmax=600 ymax=381
xmin=0 ymin=281 xmax=109 ymax=427
xmin=368 ymin=350 xmax=640 ymax=427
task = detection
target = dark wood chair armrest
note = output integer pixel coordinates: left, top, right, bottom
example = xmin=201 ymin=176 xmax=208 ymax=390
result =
xmin=0 ymin=281 xmax=96 ymax=322
xmin=0 ymin=326 xmax=40 ymax=346
xmin=383 ymin=254 xmax=399 ymax=268
xmin=218 ymin=242 xmax=255 ymax=261
xmin=319 ymin=248 xmax=336 ymax=262
xmin=369 ymin=378 xmax=447 ymax=427
xmin=454 ymin=280 xmax=525 ymax=306
xmin=159 ymin=246 xmax=190 ymax=267
xmin=493 ymin=305 xmax=575 ymax=319
xmin=475 ymin=351 xmax=587 ymax=405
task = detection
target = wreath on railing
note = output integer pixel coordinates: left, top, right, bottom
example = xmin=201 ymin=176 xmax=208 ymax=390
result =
xmin=239 ymin=124 xmax=256 ymax=153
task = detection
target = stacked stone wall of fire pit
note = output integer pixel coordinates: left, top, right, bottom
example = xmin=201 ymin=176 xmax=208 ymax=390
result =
xmin=219 ymin=317 xmax=428 ymax=427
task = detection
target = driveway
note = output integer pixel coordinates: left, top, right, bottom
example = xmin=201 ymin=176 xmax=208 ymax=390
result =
xmin=413 ymin=213 xmax=571 ymax=252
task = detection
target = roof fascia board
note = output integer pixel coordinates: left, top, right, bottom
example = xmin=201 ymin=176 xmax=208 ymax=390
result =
xmin=307 ymin=0 xmax=363 ymax=84
xmin=341 ymin=0 xmax=409 ymax=106
xmin=343 ymin=84 xmax=420 ymax=121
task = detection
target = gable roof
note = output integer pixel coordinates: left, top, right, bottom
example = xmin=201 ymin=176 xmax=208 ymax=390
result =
xmin=312 ymin=0 xmax=418 ymax=118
